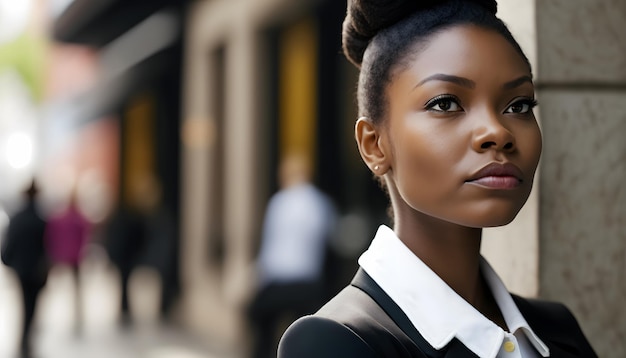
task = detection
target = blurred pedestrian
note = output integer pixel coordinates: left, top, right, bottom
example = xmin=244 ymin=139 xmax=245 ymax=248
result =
xmin=1 ymin=180 xmax=49 ymax=358
xmin=134 ymin=175 xmax=178 ymax=322
xmin=246 ymin=152 xmax=337 ymax=358
xmin=103 ymin=202 xmax=145 ymax=326
xmin=104 ymin=174 xmax=176 ymax=326
xmin=44 ymin=186 xmax=92 ymax=333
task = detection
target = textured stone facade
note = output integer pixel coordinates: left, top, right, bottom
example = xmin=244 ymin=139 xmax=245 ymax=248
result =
xmin=536 ymin=1 xmax=626 ymax=356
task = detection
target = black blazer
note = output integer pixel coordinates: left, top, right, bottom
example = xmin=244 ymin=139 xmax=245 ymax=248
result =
xmin=278 ymin=269 xmax=597 ymax=357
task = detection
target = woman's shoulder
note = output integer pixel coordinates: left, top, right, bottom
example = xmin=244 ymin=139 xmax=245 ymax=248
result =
xmin=513 ymin=294 xmax=585 ymax=331
xmin=278 ymin=285 xmax=379 ymax=357
xmin=278 ymin=314 xmax=377 ymax=358
xmin=512 ymin=295 xmax=598 ymax=357
xmin=278 ymin=283 xmax=428 ymax=358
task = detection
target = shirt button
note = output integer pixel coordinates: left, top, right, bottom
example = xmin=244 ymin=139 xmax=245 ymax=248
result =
xmin=504 ymin=341 xmax=516 ymax=353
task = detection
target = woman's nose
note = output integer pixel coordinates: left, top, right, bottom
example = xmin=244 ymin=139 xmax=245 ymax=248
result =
xmin=471 ymin=110 xmax=516 ymax=153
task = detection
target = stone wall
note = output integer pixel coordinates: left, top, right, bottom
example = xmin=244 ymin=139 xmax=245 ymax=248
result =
xmin=536 ymin=1 xmax=626 ymax=356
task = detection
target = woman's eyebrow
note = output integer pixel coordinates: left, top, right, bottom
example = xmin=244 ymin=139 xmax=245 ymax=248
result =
xmin=414 ymin=74 xmax=534 ymax=91
xmin=503 ymin=75 xmax=533 ymax=89
xmin=415 ymin=73 xmax=475 ymax=89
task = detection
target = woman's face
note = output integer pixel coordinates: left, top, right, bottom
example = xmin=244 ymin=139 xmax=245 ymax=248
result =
xmin=382 ymin=24 xmax=542 ymax=228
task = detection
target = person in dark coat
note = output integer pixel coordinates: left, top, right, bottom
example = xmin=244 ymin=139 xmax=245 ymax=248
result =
xmin=133 ymin=176 xmax=178 ymax=321
xmin=104 ymin=174 xmax=177 ymax=325
xmin=1 ymin=180 xmax=49 ymax=358
xmin=103 ymin=203 xmax=145 ymax=325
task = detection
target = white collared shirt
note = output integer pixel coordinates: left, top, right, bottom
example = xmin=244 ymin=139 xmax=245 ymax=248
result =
xmin=358 ymin=225 xmax=550 ymax=358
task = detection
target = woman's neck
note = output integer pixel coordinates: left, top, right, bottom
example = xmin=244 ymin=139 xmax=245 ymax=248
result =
xmin=394 ymin=211 xmax=508 ymax=329
xmin=394 ymin=211 xmax=483 ymax=307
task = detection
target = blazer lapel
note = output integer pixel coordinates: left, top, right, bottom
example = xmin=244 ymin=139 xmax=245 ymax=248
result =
xmin=512 ymin=295 xmax=592 ymax=358
xmin=541 ymin=343 xmax=586 ymax=358
xmin=442 ymin=339 xmax=480 ymax=358
xmin=350 ymin=270 xmax=593 ymax=358
xmin=350 ymin=269 xmax=426 ymax=349
xmin=351 ymin=269 xmax=479 ymax=358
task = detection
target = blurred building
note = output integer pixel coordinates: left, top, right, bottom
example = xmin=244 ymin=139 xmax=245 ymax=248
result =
xmin=45 ymin=0 xmax=625 ymax=357
xmin=179 ymin=0 xmax=388 ymax=349
xmin=45 ymin=0 xmax=389 ymax=351
xmin=44 ymin=0 xmax=187 ymax=311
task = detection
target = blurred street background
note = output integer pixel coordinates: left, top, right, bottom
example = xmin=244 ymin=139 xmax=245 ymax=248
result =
xmin=0 ymin=251 xmax=237 ymax=358
xmin=0 ymin=0 xmax=624 ymax=357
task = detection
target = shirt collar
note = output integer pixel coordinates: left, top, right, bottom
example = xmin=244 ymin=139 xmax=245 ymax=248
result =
xmin=358 ymin=225 xmax=549 ymax=358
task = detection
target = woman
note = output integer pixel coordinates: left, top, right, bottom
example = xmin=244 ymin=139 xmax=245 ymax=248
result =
xmin=278 ymin=0 xmax=597 ymax=357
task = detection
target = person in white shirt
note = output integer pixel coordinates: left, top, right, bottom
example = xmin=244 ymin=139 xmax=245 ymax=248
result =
xmin=278 ymin=0 xmax=597 ymax=357
xmin=247 ymin=152 xmax=337 ymax=358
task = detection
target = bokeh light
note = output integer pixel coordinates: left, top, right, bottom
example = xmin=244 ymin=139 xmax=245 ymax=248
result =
xmin=4 ymin=132 xmax=33 ymax=169
xmin=0 ymin=0 xmax=32 ymax=44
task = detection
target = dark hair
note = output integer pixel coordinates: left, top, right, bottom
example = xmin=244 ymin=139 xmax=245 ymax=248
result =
xmin=342 ymin=0 xmax=531 ymax=124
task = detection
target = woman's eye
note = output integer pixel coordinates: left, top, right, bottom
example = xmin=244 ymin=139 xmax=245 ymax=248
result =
xmin=505 ymin=99 xmax=538 ymax=114
xmin=425 ymin=96 xmax=462 ymax=112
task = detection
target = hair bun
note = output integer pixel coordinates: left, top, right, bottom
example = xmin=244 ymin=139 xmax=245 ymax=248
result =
xmin=342 ymin=0 xmax=497 ymax=68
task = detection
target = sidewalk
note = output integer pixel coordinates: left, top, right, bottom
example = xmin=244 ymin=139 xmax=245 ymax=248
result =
xmin=0 ymin=255 xmax=238 ymax=358
xmin=34 ymin=323 xmax=232 ymax=358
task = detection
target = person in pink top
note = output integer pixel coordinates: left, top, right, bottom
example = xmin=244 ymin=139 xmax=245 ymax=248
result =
xmin=44 ymin=188 xmax=92 ymax=332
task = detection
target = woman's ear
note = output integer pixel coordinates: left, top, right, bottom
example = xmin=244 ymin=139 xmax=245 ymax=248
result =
xmin=355 ymin=117 xmax=389 ymax=175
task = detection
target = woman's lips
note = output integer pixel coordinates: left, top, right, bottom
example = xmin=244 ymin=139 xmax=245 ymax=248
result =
xmin=466 ymin=162 xmax=523 ymax=189
xmin=468 ymin=175 xmax=521 ymax=189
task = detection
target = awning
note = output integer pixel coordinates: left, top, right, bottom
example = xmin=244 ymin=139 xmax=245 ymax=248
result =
xmin=52 ymin=0 xmax=182 ymax=47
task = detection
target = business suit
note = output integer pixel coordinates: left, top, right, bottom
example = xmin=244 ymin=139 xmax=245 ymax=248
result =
xmin=278 ymin=269 xmax=597 ymax=357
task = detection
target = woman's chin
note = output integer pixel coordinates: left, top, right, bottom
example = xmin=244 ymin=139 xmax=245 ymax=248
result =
xmin=456 ymin=209 xmax=521 ymax=229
